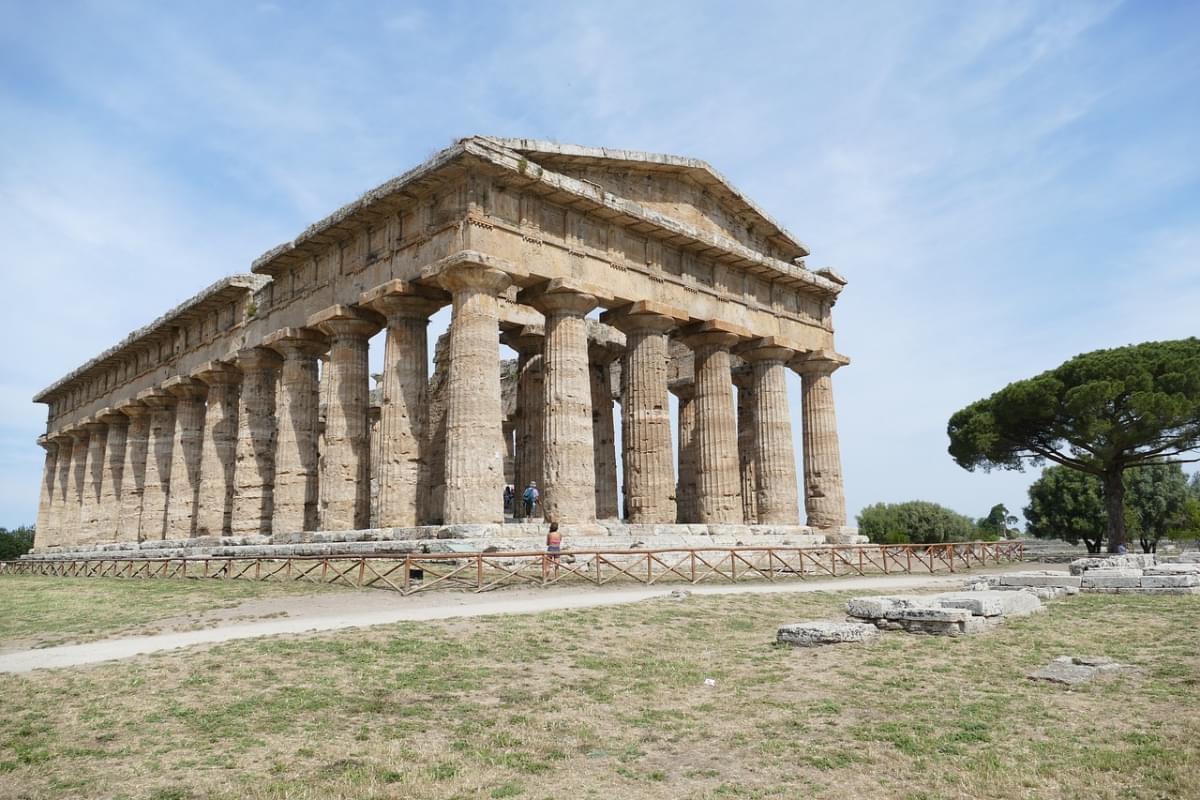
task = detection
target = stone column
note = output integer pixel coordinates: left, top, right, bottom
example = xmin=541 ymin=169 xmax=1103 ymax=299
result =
xmin=116 ymin=403 xmax=151 ymax=542
xmin=78 ymin=420 xmax=107 ymax=544
xmin=193 ymin=362 xmax=242 ymax=537
xmin=792 ymin=351 xmax=850 ymax=529
xmin=96 ymin=409 xmax=131 ymax=542
xmin=62 ymin=429 xmax=90 ymax=545
xmin=733 ymin=368 xmax=758 ymax=524
xmin=163 ymin=377 xmax=208 ymax=539
xmin=47 ymin=433 xmax=75 ymax=547
xmin=672 ymin=384 xmax=698 ymax=523
xmin=435 ymin=263 xmax=510 ymax=524
xmin=360 ymin=283 xmax=446 ymax=528
xmin=505 ymin=327 xmax=544 ymax=521
xmin=741 ymin=341 xmax=800 ymax=525
xmin=609 ymin=304 xmax=679 ymax=524
xmin=589 ymin=341 xmax=621 ymax=520
xmin=265 ymin=328 xmax=327 ymax=534
xmin=523 ymin=281 xmax=600 ymax=524
xmin=681 ymin=324 xmax=744 ymax=524
xmin=309 ymin=305 xmax=384 ymax=531
xmin=138 ymin=390 xmax=176 ymax=541
xmin=231 ymin=347 xmax=282 ymax=536
xmin=34 ymin=437 xmax=58 ymax=549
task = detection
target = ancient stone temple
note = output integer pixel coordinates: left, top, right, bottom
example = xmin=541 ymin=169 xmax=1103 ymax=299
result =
xmin=30 ymin=137 xmax=853 ymax=556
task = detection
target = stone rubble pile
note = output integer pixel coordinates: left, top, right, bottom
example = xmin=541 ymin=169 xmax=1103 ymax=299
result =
xmin=845 ymin=589 xmax=1043 ymax=636
xmin=967 ymin=555 xmax=1200 ymax=595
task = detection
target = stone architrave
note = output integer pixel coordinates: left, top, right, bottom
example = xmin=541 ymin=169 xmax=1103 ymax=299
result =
xmin=791 ymin=350 xmax=850 ymax=529
xmin=522 ymin=279 xmax=602 ymax=524
xmin=65 ymin=428 xmax=90 ymax=544
xmin=607 ymin=302 xmax=683 ymax=524
xmin=309 ymin=305 xmax=385 ymax=531
xmin=265 ymin=328 xmax=328 ymax=534
xmin=588 ymin=339 xmax=622 ymax=521
xmin=138 ymin=389 xmax=177 ymax=541
xmin=680 ymin=322 xmax=747 ymax=524
xmin=360 ymin=282 xmax=447 ymax=528
xmin=163 ymin=377 xmax=208 ymax=539
xmin=231 ymin=347 xmax=282 ymax=536
xmin=733 ymin=368 xmax=758 ymax=524
xmin=193 ymin=361 xmax=242 ymax=537
xmin=434 ymin=260 xmax=511 ymax=524
xmin=505 ymin=326 xmax=544 ymax=521
xmin=672 ymin=384 xmax=698 ymax=523
xmin=740 ymin=340 xmax=801 ymax=525
xmin=96 ymin=408 xmax=131 ymax=541
xmin=49 ymin=433 xmax=75 ymax=547
xmin=116 ymin=403 xmax=151 ymax=542
xmin=34 ymin=437 xmax=58 ymax=549
xmin=79 ymin=420 xmax=108 ymax=544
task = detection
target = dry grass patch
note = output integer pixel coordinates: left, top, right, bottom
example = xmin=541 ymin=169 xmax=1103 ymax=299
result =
xmin=0 ymin=589 xmax=1196 ymax=799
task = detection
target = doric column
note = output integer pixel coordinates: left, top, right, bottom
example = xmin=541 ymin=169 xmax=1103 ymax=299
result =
xmin=163 ymin=377 xmax=208 ymax=539
xmin=740 ymin=340 xmax=801 ymax=525
xmin=309 ymin=305 xmax=385 ymax=531
xmin=733 ymin=367 xmax=758 ymax=523
xmin=78 ymin=420 xmax=108 ymax=544
xmin=504 ymin=326 xmax=544 ymax=521
xmin=792 ymin=350 xmax=850 ymax=529
xmin=34 ymin=437 xmax=58 ymax=549
xmin=680 ymin=322 xmax=746 ymax=524
xmin=607 ymin=303 xmax=681 ymax=524
xmin=137 ymin=389 xmax=177 ymax=541
xmin=96 ymin=408 xmax=130 ymax=542
xmin=231 ymin=347 xmax=282 ymax=536
xmin=522 ymin=279 xmax=601 ymax=524
xmin=589 ymin=339 xmax=622 ymax=520
xmin=360 ymin=282 xmax=447 ymax=528
xmin=265 ymin=328 xmax=328 ymax=534
xmin=193 ymin=361 xmax=242 ymax=537
xmin=62 ymin=429 xmax=89 ymax=545
xmin=435 ymin=262 xmax=511 ymax=524
xmin=672 ymin=384 xmax=698 ymax=523
xmin=48 ymin=433 xmax=75 ymax=547
xmin=116 ymin=403 xmax=151 ymax=542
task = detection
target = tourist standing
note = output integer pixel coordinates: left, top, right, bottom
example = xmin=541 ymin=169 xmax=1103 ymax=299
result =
xmin=522 ymin=481 xmax=539 ymax=518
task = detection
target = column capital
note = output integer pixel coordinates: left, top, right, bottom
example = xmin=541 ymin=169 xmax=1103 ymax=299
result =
xmin=678 ymin=319 xmax=750 ymax=351
xmin=37 ymin=435 xmax=56 ymax=452
xmin=97 ymin=407 xmax=129 ymax=426
xmin=669 ymin=381 xmax=695 ymax=400
xmin=588 ymin=339 xmax=624 ymax=366
xmin=80 ymin=418 xmax=107 ymax=434
xmin=117 ymin=399 xmax=151 ymax=418
xmin=163 ymin=375 xmax=208 ymax=401
xmin=731 ymin=364 xmax=754 ymax=389
xmin=234 ymin=346 xmax=284 ymax=371
xmin=49 ymin=430 xmax=76 ymax=447
xmin=519 ymin=277 xmax=607 ymax=316
xmin=359 ymin=280 xmax=448 ymax=320
xmin=790 ymin=349 xmax=850 ymax=376
xmin=263 ymin=327 xmax=329 ymax=358
xmin=307 ymin=304 xmax=386 ymax=339
xmin=192 ymin=360 xmax=243 ymax=386
xmin=136 ymin=387 xmax=177 ymax=409
xmin=601 ymin=300 xmax=687 ymax=334
xmin=736 ymin=336 xmax=800 ymax=364
xmin=424 ymin=252 xmax=516 ymax=296
xmin=501 ymin=324 xmax=545 ymax=356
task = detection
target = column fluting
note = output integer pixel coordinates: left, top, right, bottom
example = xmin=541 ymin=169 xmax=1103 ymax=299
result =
xmin=793 ymin=353 xmax=850 ymax=529
xmin=681 ymin=329 xmax=743 ymax=523
xmin=742 ymin=344 xmax=800 ymax=525
xmin=194 ymin=362 xmax=242 ymax=537
xmin=96 ymin=409 xmax=130 ymax=542
xmin=79 ymin=421 xmax=108 ymax=545
xmin=34 ymin=437 xmax=58 ymax=549
xmin=231 ymin=347 xmax=282 ymax=536
xmin=49 ymin=433 xmax=75 ymax=547
xmin=506 ymin=328 xmax=544 ymax=521
xmin=116 ymin=403 xmax=151 ymax=542
xmin=672 ymin=384 xmax=698 ymax=523
xmin=733 ymin=368 xmax=758 ymax=524
xmin=589 ymin=342 xmax=621 ymax=521
xmin=163 ymin=377 xmax=208 ymax=539
xmin=265 ymin=329 xmax=327 ymax=535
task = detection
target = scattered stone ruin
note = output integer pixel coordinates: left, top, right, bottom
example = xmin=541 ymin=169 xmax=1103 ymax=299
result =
xmin=30 ymin=137 xmax=855 ymax=555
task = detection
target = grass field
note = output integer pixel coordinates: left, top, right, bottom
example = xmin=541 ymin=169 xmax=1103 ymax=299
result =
xmin=0 ymin=578 xmax=1196 ymax=799
xmin=0 ymin=575 xmax=335 ymax=649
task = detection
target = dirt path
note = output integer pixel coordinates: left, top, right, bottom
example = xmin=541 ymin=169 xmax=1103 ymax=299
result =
xmin=0 ymin=567 xmax=1040 ymax=674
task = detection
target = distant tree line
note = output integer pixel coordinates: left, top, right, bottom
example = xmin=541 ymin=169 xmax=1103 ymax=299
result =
xmin=0 ymin=525 xmax=35 ymax=560
xmin=856 ymin=501 xmax=1017 ymax=545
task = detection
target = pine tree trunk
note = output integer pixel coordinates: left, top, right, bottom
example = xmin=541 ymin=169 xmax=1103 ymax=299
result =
xmin=1103 ymin=469 xmax=1127 ymax=553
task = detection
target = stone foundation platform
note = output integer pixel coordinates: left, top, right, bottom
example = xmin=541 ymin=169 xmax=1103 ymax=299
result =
xmin=24 ymin=523 xmax=865 ymax=561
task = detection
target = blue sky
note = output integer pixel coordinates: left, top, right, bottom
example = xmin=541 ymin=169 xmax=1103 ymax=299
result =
xmin=2 ymin=1 xmax=1198 ymax=529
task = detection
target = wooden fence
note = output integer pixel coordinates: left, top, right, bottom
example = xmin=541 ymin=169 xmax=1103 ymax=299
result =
xmin=0 ymin=540 xmax=1024 ymax=595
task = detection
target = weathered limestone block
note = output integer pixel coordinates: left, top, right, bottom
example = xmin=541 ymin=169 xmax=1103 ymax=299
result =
xmin=193 ymin=362 xmax=242 ymax=537
xmin=310 ymin=305 xmax=385 ymax=531
xmin=1138 ymin=574 xmax=1200 ymax=588
xmin=96 ymin=409 xmax=130 ymax=542
xmin=79 ymin=420 xmax=107 ymax=544
xmin=1143 ymin=563 xmax=1200 ymax=575
xmin=1080 ymin=570 xmax=1144 ymax=589
xmin=791 ymin=350 xmax=849 ymax=529
xmin=163 ymin=377 xmax=208 ymax=539
xmin=34 ymin=437 xmax=58 ymax=550
xmin=265 ymin=328 xmax=327 ymax=535
xmin=1028 ymin=656 xmax=1127 ymax=686
xmin=672 ymin=383 xmax=698 ymax=523
xmin=608 ymin=302 xmax=682 ymax=524
xmin=138 ymin=390 xmax=177 ymax=541
xmin=998 ymin=572 xmax=1082 ymax=588
xmin=681 ymin=322 xmax=745 ymax=524
xmin=115 ymin=403 xmax=150 ymax=542
xmin=777 ymin=621 xmax=881 ymax=647
xmin=934 ymin=590 xmax=1042 ymax=618
xmin=231 ymin=347 xmax=282 ymax=536
xmin=740 ymin=340 xmax=801 ymax=526
xmin=1069 ymin=554 xmax=1157 ymax=575
xmin=523 ymin=279 xmax=601 ymax=524
xmin=436 ymin=261 xmax=510 ymax=524
xmin=361 ymin=283 xmax=446 ymax=528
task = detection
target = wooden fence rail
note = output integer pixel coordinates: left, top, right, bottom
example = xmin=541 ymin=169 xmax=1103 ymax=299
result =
xmin=0 ymin=540 xmax=1024 ymax=595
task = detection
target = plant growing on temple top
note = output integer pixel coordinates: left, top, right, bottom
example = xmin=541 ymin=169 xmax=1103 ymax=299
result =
xmin=948 ymin=339 xmax=1200 ymax=552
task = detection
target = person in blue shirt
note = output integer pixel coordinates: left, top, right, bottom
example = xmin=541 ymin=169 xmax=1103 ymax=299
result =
xmin=522 ymin=481 xmax=539 ymax=518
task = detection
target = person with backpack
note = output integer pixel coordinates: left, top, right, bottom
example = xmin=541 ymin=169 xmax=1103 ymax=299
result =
xmin=522 ymin=481 xmax=539 ymax=518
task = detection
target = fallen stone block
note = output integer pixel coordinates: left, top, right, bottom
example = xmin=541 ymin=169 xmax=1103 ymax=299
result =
xmin=1081 ymin=575 xmax=1143 ymax=589
xmin=846 ymin=596 xmax=912 ymax=619
xmin=1138 ymin=574 xmax=1200 ymax=588
xmin=935 ymin=590 xmax=1042 ymax=618
xmin=999 ymin=572 xmax=1081 ymax=588
xmin=777 ymin=621 xmax=882 ymax=648
xmin=893 ymin=606 xmax=973 ymax=623
xmin=1028 ymin=656 xmax=1128 ymax=686
xmin=1069 ymin=554 xmax=1157 ymax=575
xmin=1143 ymin=564 xmax=1200 ymax=576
